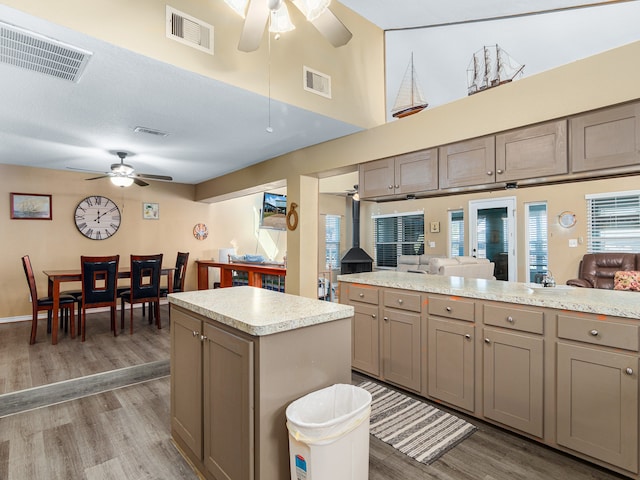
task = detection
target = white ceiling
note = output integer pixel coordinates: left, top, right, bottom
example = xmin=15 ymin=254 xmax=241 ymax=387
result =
xmin=0 ymin=1 xmax=638 ymax=186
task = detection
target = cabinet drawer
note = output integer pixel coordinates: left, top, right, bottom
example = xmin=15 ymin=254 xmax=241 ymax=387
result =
xmin=384 ymin=289 xmax=422 ymax=313
xmin=348 ymin=284 xmax=379 ymax=305
xmin=484 ymin=304 xmax=543 ymax=335
xmin=428 ymin=296 xmax=475 ymax=322
xmin=557 ymin=314 xmax=640 ymax=351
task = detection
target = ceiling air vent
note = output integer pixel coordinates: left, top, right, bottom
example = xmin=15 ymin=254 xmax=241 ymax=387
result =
xmin=134 ymin=126 xmax=169 ymax=137
xmin=0 ymin=21 xmax=92 ymax=82
xmin=166 ymin=6 xmax=214 ymax=55
xmin=303 ymin=66 xmax=331 ymax=99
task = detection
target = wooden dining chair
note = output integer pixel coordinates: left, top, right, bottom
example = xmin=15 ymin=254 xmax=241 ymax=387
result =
xmin=120 ymin=254 xmax=163 ymax=334
xmin=21 ymin=255 xmax=76 ymax=345
xmin=143 ymin=251 xmax=189 ymax=320
xmin=80 ymin=255 xmax=120 ymax=342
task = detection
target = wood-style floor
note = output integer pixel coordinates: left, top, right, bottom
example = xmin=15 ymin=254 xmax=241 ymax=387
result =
xmin=0 ymin=306 xmax=627 ymax=479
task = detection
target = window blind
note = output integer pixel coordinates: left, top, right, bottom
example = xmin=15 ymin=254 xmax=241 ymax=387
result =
xmin=449 ymin=210 xmax=464 ymax=257
xmin=373 ymin=212 xmax=424 ymax=268
xmin=325 ymin=214 xmax=341 ymax=270
xmin=587 ymin=191 xmax=640 ymax=253
xmin=527 ymin=203 xmax=548 ymax=282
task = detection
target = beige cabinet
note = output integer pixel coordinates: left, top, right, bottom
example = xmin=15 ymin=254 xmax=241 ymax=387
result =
xmin=427 ymin=316 xmax=475 ymax=412
xmin=346 ymin=284 xmax=380 ymax=377
xmin=482 ymin=304 xmax=544 ymax=438
xmin=439 ymin=135 xmax=495 ymax=188
xmin=495 ymin=119 xmax=568 ymax=182
xmin=359 ymin=148 xmax=438 ymax=200
xmin=171 ymin=307 xmax=254 ymax=480
xmin=570 ymin=101 xmax=640 ymax=173
xmin=556 ymin=313 xmax=639 ymax=473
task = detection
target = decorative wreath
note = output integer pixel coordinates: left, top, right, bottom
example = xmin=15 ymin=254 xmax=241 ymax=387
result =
xmin=286 ymin=203 xmax=299 ymax=231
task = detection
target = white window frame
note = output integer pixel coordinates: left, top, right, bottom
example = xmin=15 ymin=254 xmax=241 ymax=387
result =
xmin=586 ymin=189 xmax=640 ymax=253
xmin=525 ymin=202 xmax=548 ymax=283
xmin=448 ymin=209 xmax=464 ymax=257
xmin=372 ymin=210 xmax=425 ymax=269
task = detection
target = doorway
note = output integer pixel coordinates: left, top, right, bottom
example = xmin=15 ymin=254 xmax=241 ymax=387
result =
xmin=469 ymin=197 xmax=516 ymax=281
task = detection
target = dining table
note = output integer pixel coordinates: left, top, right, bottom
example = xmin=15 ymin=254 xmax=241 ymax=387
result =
xmin=43 ymin=266 xmax=175 ymax=345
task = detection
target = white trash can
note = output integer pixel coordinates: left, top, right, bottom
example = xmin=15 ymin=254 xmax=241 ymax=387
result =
xmin=286 ymin=384 xmax=371 ymax=480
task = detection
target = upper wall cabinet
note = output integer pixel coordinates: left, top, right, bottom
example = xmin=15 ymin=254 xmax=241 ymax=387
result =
xmin=571 ymin=101 xmax=640 ymax=173
xmin=359 ymin=148 xmax=438 ymax=200
xmin=439 ymin=135 xmax=496 ymax=189
xmin=495 ymin=119 xmax=568 ymax=182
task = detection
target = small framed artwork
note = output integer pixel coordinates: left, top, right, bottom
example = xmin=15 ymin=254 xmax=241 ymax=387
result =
xmin=143 ymin=202 xmax=159 ymax=220
xmin=10 ymin=193 xmax=52 ymax=220
xmin=430 ymin=221 xmax=440 ymax=233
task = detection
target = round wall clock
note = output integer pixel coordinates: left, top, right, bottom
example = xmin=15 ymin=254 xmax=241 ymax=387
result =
xmin=193 ymin=223 xmax=208 ymax=240
xmin=74 ymin=195 xmax=121 ymax=240
xmin=558 ymin=211 xmax=577 ymax=228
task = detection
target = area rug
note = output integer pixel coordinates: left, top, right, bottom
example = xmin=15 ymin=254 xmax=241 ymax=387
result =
xmin=359 ymin=380 xmax=477 ymax=465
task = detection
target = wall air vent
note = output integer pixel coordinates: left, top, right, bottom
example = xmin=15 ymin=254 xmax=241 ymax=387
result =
xmin=166 ymin=6 xmax=214 ymax=55
xmin=0 ymin=21 xmax=92 ymax=82
xmin=303 ymin=66 xmax=331 ymax=99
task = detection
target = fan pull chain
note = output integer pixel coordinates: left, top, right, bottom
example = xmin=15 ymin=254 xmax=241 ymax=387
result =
xmin=266 ymin=13 xmax=274 ymax=133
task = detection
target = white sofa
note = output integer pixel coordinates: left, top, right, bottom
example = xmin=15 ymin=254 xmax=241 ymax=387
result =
xmin=396 ymin=255 xmax=495 ymax=280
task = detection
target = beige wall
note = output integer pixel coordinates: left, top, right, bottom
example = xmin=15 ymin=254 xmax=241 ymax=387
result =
xmin=4 ymin=0 xmax=386 ymax=129
xmin=360 ymin=175 xmax=640 ymax=285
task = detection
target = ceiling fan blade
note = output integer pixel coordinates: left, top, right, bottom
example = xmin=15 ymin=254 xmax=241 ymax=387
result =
xmin=310 ymin=7 xmax=353 ymax=47
xmin=135 ymin=173 xmax=173 ymax=181
xmin=132 ymin=177 xmax=149 ymax=187
xmin=67 ymin=166 xmax=109 ymax=175
xmin=238 ymin=0 xmax=270 ymax=52
xmin=85 ymin=175 xmax=111 ymax=181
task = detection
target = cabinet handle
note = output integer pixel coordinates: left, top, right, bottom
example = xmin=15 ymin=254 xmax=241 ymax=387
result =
xmin=506 ymin=316 xmax=514 ymax=323
xmin=397 ymin=299 xmax=403 ymax=304
xmin=446 ymin=306 xmax=452 ymax=312
xmin=487 ymin=171 xmax=493 ymax=176
xmin=465 ymin=334 xmax=471 ymax=340
xmin=383 ymin=317 xmax=389 ymax=322
xmin=359 ymin=293 xmax=364 ymax=298
xmin=626 ymin=368 xmax=634 ymax=375
xmin=200 ymin=334 xmax=208 ymax=341
xmin=497 ymin=169 xmax=504 ymax=174
xmin=371 ymin=314 xmax=377 ymax=319
xmin=590 ymin=329 xmax=599 ymax=336
xmin=484 ymin=338 xmax=491 ymax=344
xmin=192 ymin=331 xmax=200 ymax=337
xmin=394 ymin=184 xmax=400 ymax=189
xmin=388 ymin=185 xmax=394 ymax=190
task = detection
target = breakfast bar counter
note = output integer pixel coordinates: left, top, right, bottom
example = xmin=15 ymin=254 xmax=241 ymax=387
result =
xmin=167 ymin=286 xmax=353 ymax=480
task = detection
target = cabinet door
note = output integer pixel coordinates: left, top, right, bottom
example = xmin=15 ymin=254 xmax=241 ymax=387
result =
xmin=428 ymin=317 xmax=475 ymax=412
xmin=359 ymin=157 xmax=395 ymax=199
xmin=483 ymin=328 xmax=543 ymax=438
xmin=557 ymin=342 xmax=638 ymax=473
xmin=170 ymin=309 xmax=203 ymax=458
xmin=439 ymin=136 xmax=496 ymax=188
xmin=571 ymin=101 xmax=640 ymax=172
xmin=382 ymin=308 xmax=421 ymax=391
xmin=395 ymin=148 xmax=438 ymax=194
xmin=495 ymin=120 xmax=567 ymax=182
xmin=203 ymin=323 xmax=255 ymax=480
xmin=352 ymin=302 xmax=380 ymax=376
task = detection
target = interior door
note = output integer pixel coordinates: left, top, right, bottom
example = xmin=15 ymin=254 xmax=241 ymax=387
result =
xmin=469 ymin=197 xmax=516 ymax=281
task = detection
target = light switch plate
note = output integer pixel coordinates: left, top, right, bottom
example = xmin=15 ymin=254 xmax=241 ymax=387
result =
xmin=569 ymin=238 xmax=578 ymax=247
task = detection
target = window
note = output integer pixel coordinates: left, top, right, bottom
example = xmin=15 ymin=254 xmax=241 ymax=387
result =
xmin=373 ymin=211 xmax=424 ymax=268
xmin=325 ymin=214 xmax=341 ymax=270
xmin=587 ymin=190 xmax=640 ymax=253
xmin=526 ymin=202 xmax=548 ymax=283
xmin=448 ymin=210 xmax=464 ymax=257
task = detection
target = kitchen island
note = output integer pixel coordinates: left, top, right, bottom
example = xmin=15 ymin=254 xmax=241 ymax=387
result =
xmin=168 ymin=286 xmax=354 ymax=480
xmin=338 ymin=271 xmax=640 ymax=478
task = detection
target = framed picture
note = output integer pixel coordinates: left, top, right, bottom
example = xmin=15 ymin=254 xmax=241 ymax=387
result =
xmin=143 ymin=202 xmax=159 ymax=220
xmin=10 ymin=193 xmax=52 ymax=220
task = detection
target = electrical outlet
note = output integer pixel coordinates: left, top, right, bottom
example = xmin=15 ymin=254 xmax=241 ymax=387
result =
xmin=569 ymin=238 xmax=578 ymax=247
xmin=429 ymin=241 xmax=436 ymax=248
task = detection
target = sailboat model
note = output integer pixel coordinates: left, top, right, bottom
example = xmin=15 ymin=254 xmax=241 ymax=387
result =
xmin=467 ymin=44 xmax=524 ymax=96
xmin=392 ymin=53 xmax=428 ymax=119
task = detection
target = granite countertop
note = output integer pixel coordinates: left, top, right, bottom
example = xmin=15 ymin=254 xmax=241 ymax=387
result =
xmin=338 ymin=271 xmax=640 ymax=319
xmin=168 ymin=286 xmax=354 ymax=336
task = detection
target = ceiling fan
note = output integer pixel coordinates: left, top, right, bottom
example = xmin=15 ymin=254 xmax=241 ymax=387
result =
xmin=70 ymin=151 xmax=173 ymax=187
xmin=224 ymin=0 xmax=352 ymax=52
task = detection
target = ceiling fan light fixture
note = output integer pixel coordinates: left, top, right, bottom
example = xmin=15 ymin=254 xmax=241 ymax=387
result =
xmin=293 ymin=0 xmax=330 ymax=21
xmin=224 ymin=0 xmax=249 ymax=18
xmin=110 ymin=176 xmax=134 ymax=188
xmin=269 ymin=2 xmax=296 ymax=33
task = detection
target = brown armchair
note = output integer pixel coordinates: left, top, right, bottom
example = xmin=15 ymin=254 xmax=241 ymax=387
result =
xmin=566 ymin=253 xmax=638 ymax=289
